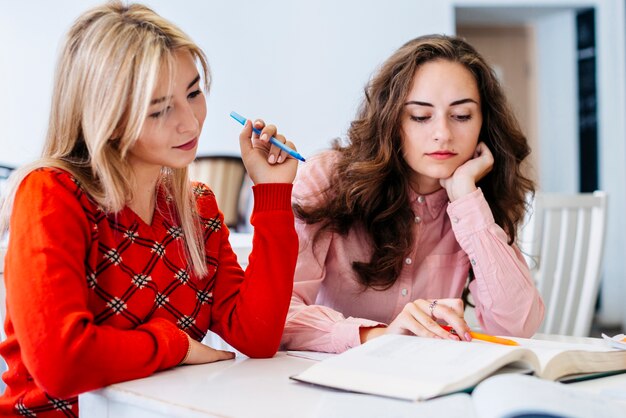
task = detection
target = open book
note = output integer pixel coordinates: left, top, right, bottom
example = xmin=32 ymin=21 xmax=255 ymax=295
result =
xmin=313 ymin=374 xmax=625 ymax=418
xmin=291 ymin=334 xmax=626 ymax=401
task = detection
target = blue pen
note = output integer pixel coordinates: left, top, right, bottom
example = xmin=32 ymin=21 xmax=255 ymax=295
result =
xmin=230 ymin=111 xmax=306 ymax=162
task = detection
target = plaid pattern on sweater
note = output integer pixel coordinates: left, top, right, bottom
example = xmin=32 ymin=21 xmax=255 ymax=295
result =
xmin=0 ymin=168 xmax=296 ymax=417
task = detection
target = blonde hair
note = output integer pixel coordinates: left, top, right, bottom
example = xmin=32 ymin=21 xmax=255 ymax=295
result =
xmin=0 ymin=1 xmax=211 ymax=276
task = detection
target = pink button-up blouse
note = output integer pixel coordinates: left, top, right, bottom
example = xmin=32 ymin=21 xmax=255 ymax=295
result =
xmin=281 ymin=151 xmax=544 ymax=353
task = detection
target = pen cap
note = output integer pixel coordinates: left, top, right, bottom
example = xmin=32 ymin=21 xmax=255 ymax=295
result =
xmin=230 ymin=111 xmax=247 ymax=125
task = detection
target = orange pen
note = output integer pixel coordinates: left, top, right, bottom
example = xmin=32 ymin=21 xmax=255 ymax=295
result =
xmin=440 ymin=325 xmax=519 ymax=346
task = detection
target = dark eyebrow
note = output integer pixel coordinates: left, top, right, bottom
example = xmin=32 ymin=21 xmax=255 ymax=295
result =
xmin=187 ymin=74 xmax=201 ymax=89
xmin=150 ymin=96 xmax=168 ymax=105
xmin=405 ymin=100 xmax=433 ymax=107
xmin=405 ymin=98 xmax=479 ymax=107
xmin=150 ymin=74 xmax=201 ymax=105
xmin=450 ymin=98 xmax=479 ymax=106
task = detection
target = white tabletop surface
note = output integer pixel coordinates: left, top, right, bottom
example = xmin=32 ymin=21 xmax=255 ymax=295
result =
xmin=80 ymin=334 xmax=626 ymax=418
xmin=80 ymin=353 xmax=327 ymax=418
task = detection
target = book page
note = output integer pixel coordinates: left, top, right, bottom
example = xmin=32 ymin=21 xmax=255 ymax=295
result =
xmin=293 ymin=334 xmax=532 ymax=400
xmin=509 ymin=337 xmax=624 ymax=379
xmin=472 ymin=374 xmax=624 ymax=418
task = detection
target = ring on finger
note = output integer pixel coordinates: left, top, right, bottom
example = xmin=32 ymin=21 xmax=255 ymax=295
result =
xmin=428 ymin=299 xmax=438 ymax=320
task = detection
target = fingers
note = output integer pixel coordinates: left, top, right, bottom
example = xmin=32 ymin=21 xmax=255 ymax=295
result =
xmin=474 ymin=142 xmax=484 ymax=158
xmin=241 ymin=119 xmax=269 ymax=152
xmin=252 ymin=120 xmax=291 ymax=164
xmin=387 ymin=301 xmax=458 ymax=341
xmin=446 ymin=317 xmax=473 ymax=342
xmin=213 ymin=349 xmax=236 ymax=361
xmin=184 ymin=338 xmax=236 ymax=365
xmin=435 ymin=298 xmax=465 ymax=317
xmin=425 ymin=298 xmax=472 ymax=342
xmin=386 ymin=298 xmax=472 ymax=342
xmin=408 ymin=301 xmax=456 ymax=339
xmin=238 ymin=120 xmax=254 ymax=155
xmin=270 ymin=133 xmax=288 ymax=164
xmin=475 ymin=142 xmax=494 ymax=171
xmin=475 ymin=141 xmax=488 ymax=154
xmin=252 ymin=119 xmax=270 ymax=142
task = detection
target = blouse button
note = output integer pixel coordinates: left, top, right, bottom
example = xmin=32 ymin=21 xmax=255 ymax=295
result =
xmin=401 ymin=288 xmax=408 ymax=296
xmin=452 ymin=216 xmax=460 ymax=224
xmin=414 ymin=216 xmax=422 ymax=224
xmin=417 ymin=196 xmax=425 ymax=204
xmin=405 ymin=257 xmax=412 ymax=265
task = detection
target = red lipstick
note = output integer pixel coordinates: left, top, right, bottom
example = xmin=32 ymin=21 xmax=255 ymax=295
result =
xmin=426 ymin=151 xmax=456 ymax=160
xmin=174 ymin=138 xmax=198 ymax=151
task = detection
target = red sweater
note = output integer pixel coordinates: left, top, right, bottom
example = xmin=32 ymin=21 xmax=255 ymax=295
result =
xmin=0 ymin=168 xmax=297 ymax=416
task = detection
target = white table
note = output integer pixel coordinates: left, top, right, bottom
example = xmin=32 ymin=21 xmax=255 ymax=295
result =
xmin=79 ymin=353 xmax=326 ymax=418
xmin=80 ymin=336 xmax=626 ymax=418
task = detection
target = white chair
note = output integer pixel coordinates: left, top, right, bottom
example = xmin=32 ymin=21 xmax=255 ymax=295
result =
xmin=518 ymin=191 xmax=608 ymax=337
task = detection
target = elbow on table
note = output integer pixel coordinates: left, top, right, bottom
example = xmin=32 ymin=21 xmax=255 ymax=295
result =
xmin=479 ymin=299 xmax=545 ymax=338
xmin=234 ymin=326 xmax=283 ymax=358
xmin=38 ymin=379 xmax=81 ymax=400
xmin=524 ymin=298 xmax=546 ymax=337
xmin=512 ymin=323 xmax=539 ymax=339
xmin=507 ymin=301 xmax=546 ymax=338
xmin=483 ymin=321 xmax=532 ymax=339
xmin=241 ymin=338 xmax=281 ymax=358
xmin=32 ymin=363 xmax=92 ymax=399
xmin=29 ymin=351 xmax=102 ymax=399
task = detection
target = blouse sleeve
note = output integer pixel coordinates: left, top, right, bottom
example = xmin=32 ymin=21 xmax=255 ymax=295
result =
xmin=447 ymin=188 xmax=545 ymax=337
xmin=281 ymin=153 xmax=382 ymax=353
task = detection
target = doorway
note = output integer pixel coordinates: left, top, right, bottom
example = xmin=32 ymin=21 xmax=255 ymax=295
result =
xmin=457 ymin=25 xmax=538 ymax=185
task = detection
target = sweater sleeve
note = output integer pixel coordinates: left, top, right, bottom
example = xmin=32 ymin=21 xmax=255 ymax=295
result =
xmin=209 ymin=183 xmax=298 ymax=358
xmin=5 ymin=170 xmax=188 ymax=399
xmin=447 ymin=188 xmax=545 ymax=337
xmin=280 ymin=153 xmax=382 ymax=353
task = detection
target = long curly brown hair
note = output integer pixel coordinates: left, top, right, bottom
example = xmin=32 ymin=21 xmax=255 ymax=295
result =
xmin=294 ymin=34 xmax=535 ymax=290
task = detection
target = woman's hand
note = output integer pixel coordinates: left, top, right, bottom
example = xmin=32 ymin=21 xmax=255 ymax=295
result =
xmin=440 ymin=142 xmax=494 ymax=202
xmin=238 ymin=118 xmax=299 ymax=185
xmin=182 ymin=335 xmax=236 ymax=365
xmin=359 ymin=298 xmax=471 ymax=343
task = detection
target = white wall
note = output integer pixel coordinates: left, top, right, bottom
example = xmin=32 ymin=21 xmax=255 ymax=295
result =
xmin=534 ymin=11 xmax=579 ymax=194
xmin=0 ymin=0 xmax=452 ymax=166
xmin=594 ymin=0 xmax=626 ymax=326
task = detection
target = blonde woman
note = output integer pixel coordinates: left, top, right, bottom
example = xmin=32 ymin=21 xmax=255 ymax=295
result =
xmin=0 ymin=2 xmax=299 ymax=416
